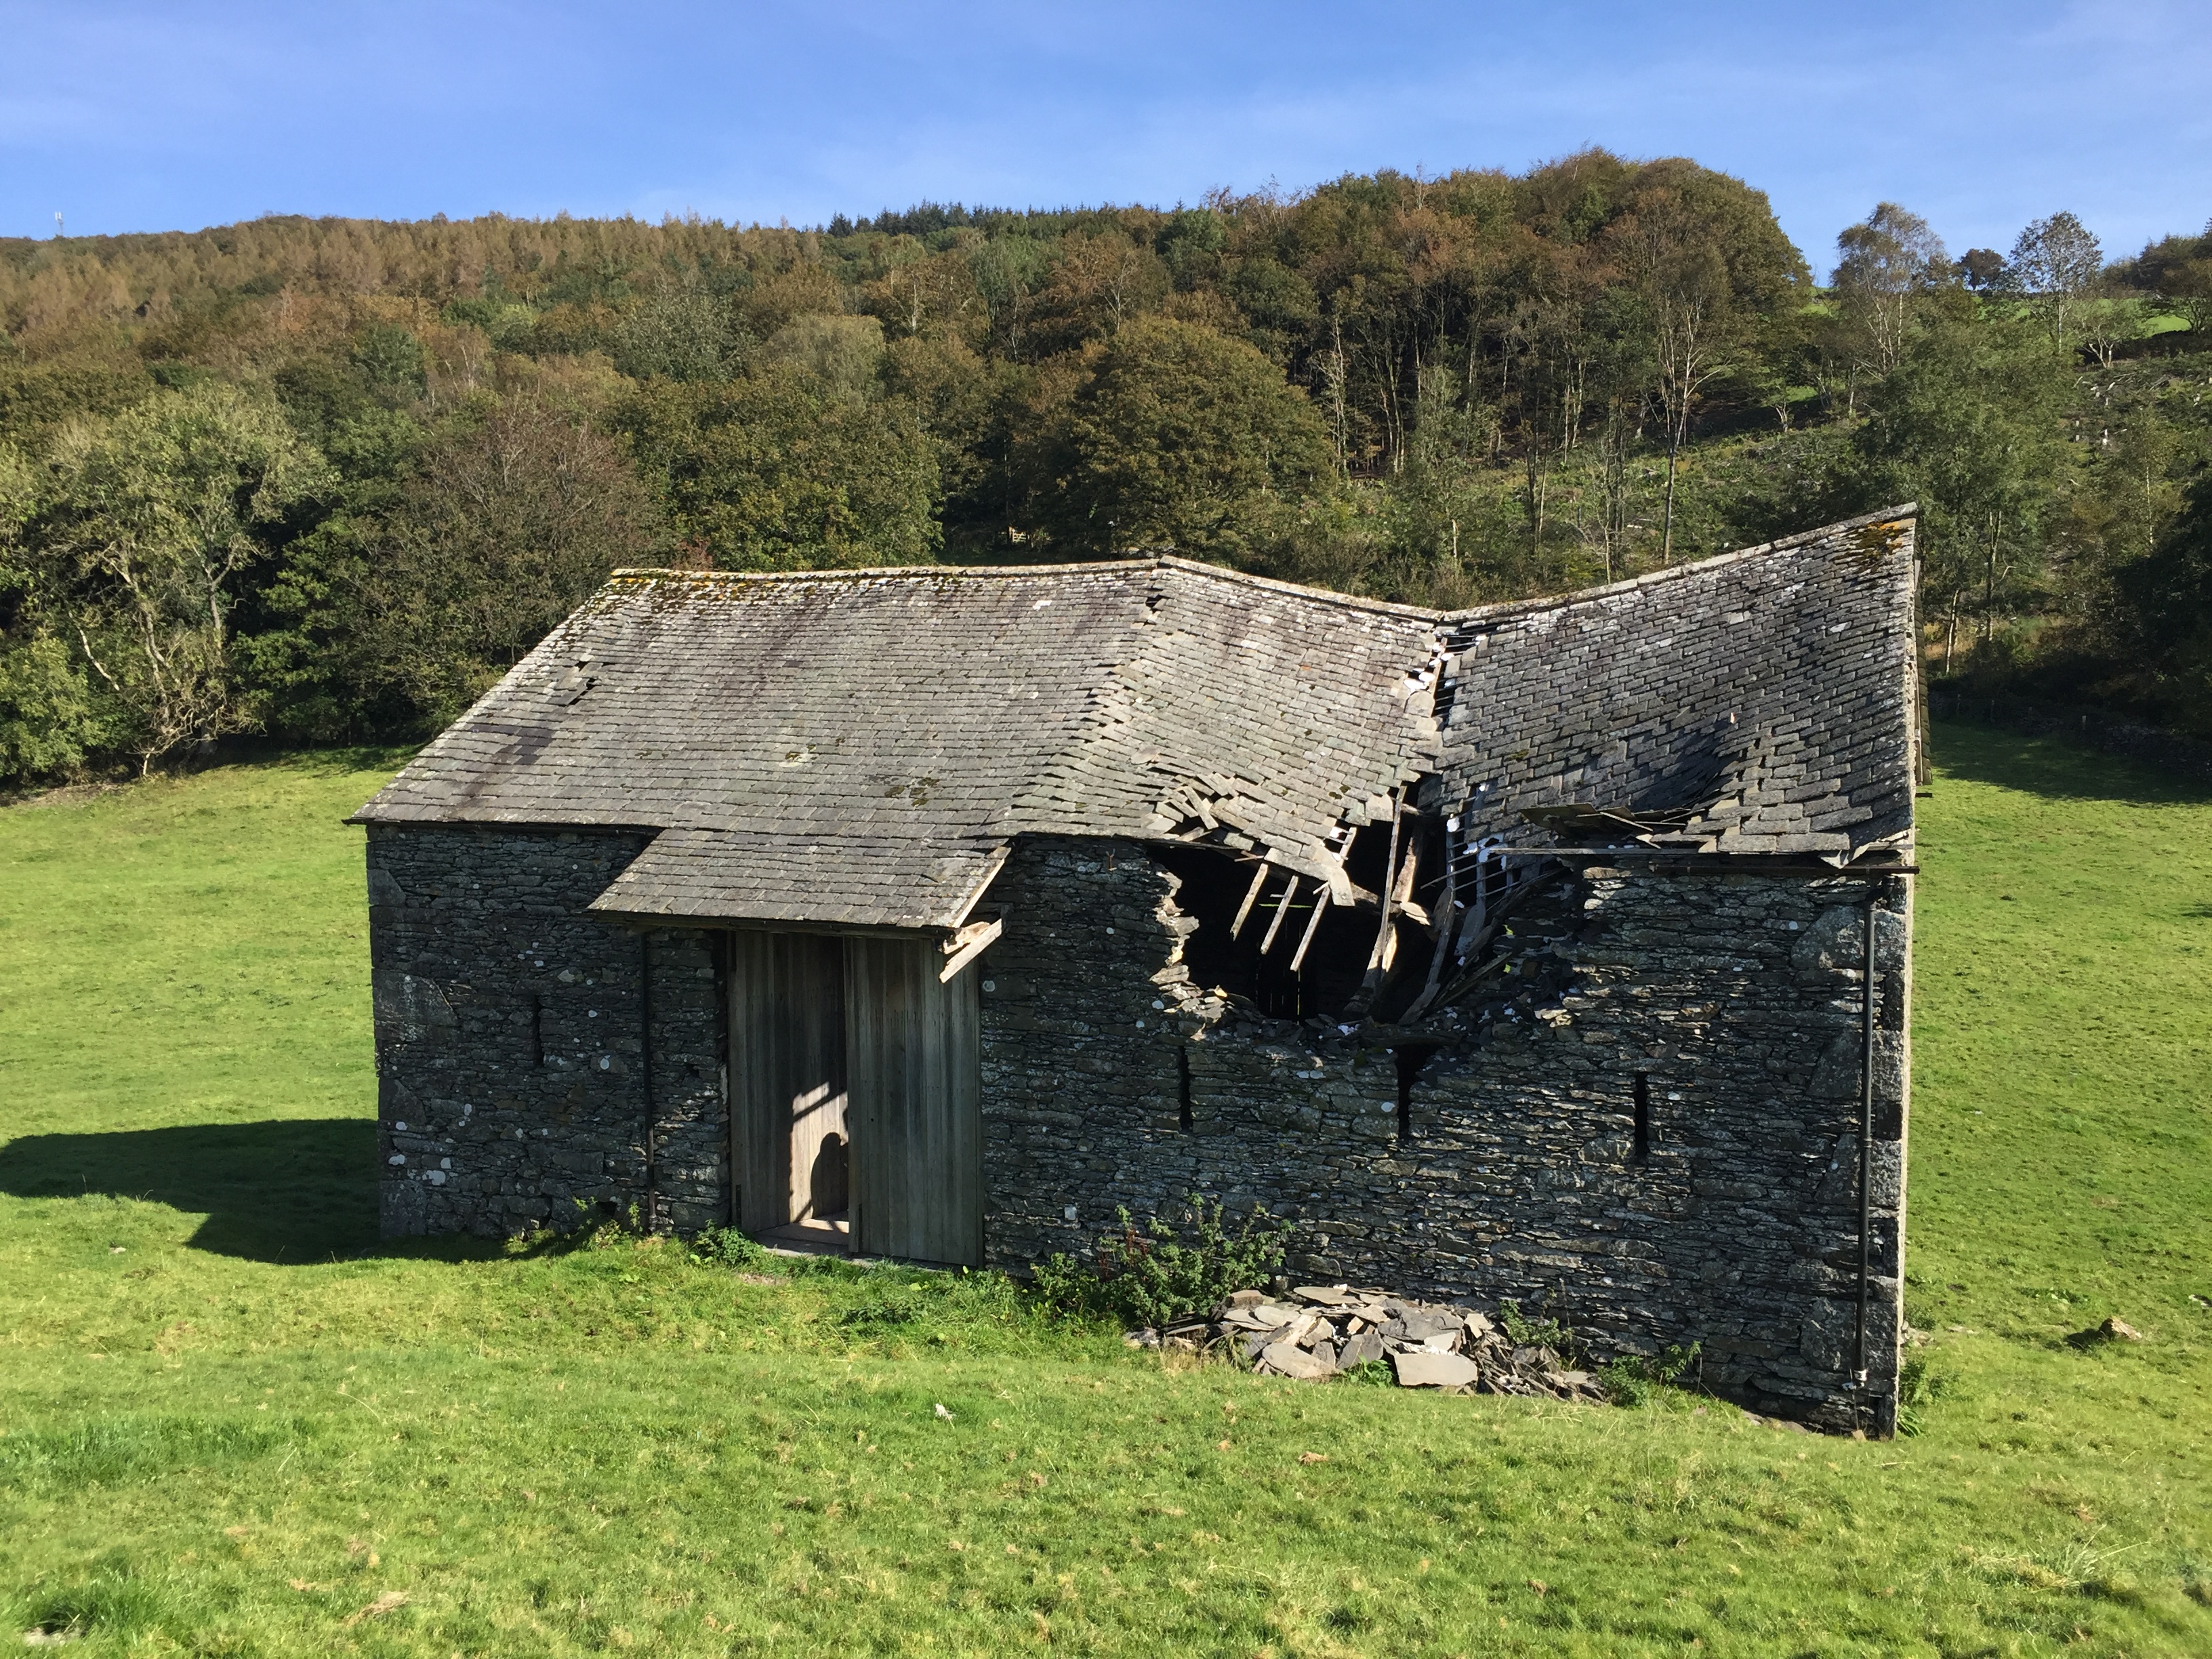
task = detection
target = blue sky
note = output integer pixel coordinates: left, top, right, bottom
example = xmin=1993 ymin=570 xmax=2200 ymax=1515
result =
xmin=3 ymin=1 xmax=2207 ymax=273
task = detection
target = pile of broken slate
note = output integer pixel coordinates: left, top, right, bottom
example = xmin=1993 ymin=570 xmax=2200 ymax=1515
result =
xmin=1126 ymin=1283 xmax=1606 ymax=1399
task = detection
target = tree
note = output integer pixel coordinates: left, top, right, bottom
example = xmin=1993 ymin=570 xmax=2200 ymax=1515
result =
xmin=0 ymin=441 xmax=106 ymax=782
xmin=340 ymin=399 xmax=667 ymax=729
xmin=2052 ymin=415 xmax=2184 ymax=663
xmin=756 ymin=313 xmax=885 ymax=398
xmin=352 ymin=324 xmax=429 ymax=406
xmin=860 ymin=247 xmax=985 ymax=344
xmin=2008 ymin=211 xmax=2104 ymax=351
xmin=616 ymin=274 xmax=740 ymax=382
xmin=1035 ymin=318 xmax=1334 ymax=562
xmin=1155 ymin=206 xmax=1229 ymax=291
xmin=2077 ymin=291 xmax=2154 ymax=369
xmin=0 ymin=628 xmax=103 ymax=782
xmin=1222 ymin=255 xmax=1322 ymax=366
xmin=1620 ymin=199 xmax=1733 ymax=563
xmin=1025 ymin=232 xmax=1171 ymax=356
xmin=1957 ymin=249 xmax=2009 ymax=292
xmin=30 ymin=385 xmax=331 ymax=773
xmin=880 ymin=333 xmax=1016 ymax=558
xmin=617 ymin=364 xmax=940 ymax=571
xmin=1591 ymin=163 xmax=1807 ymax=562
xmin=1851 ymin=306 xmax=2071 ymax=665
xmin=2116 ymin=473 xmax=2212 ymax=731
xmin=1832 ymin=203 xmax=1949 ymax=376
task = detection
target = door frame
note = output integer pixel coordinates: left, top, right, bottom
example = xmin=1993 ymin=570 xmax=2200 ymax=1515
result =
xmin=726 ymin=925 xmax=984 ymax=1267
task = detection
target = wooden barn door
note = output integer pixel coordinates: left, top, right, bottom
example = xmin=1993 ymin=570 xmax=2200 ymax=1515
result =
xmin=845 ymin=937 xmax=983 ymax=1267
xmin=728 ymin=932 xmax=848 ymax=1235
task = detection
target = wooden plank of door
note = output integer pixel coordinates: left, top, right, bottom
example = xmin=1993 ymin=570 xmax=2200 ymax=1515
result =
xmin=728 ymin=931 xmax=845 ymax=1235
xmin=728 ymin=932 xmax=783 ymax=1235
xmin=847 ymin=935 xmax=982 ymax=1267
xmin=781 ymin=935 xmax=848 ymax=1224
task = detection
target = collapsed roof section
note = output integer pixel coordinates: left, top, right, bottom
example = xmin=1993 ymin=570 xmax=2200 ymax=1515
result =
xmin=352 ymin=557 xmax=1445 ymax=930
xmin=1434 ymin=508 xmax=1921 ymax=865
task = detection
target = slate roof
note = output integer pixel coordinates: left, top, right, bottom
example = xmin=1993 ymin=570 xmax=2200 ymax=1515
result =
xmin=1433 ymin=508 xmax=1921 ymax=860
xmin=354 ymin=508 xmax=1919 ymax=928
xmin=353 ymin=558 xmax=1445 ymax=930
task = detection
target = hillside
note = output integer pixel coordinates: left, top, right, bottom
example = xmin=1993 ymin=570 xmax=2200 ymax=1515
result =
xmin=3 ymin=166 xmax=2210 ymax=791
xmin=0 ymin=726 xmax=2207 ymax=1653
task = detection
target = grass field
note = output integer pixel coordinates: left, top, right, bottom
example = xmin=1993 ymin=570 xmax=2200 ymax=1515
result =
xmin=1 ymin=726 xmax=2208 ymax=1657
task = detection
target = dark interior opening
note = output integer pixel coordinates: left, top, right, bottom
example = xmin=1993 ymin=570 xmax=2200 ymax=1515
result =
xmin=1151 ymin=826 xmax=1416 ymax=1023
xmin=1176 ymin=1044 xmax=1193 ymax=1132
xmin=1633 ymin=1073 xmax=1652 ymax=1164
xmin=1394 ymin=1043 xmax=1437 ymax=1146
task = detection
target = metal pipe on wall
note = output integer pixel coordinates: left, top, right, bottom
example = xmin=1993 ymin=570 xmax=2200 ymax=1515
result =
xmin=640 ymin=928 xmax=658 ymax=1233
xmin=1855 ymin=890 xmax=1878 ymax=1387
xmin=716 ymin=930 xmax=734 ymax=1227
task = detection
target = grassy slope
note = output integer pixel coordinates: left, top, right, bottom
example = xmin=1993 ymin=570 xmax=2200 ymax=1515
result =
xmin=0 ymin=729 xmax=2206 ymax=1657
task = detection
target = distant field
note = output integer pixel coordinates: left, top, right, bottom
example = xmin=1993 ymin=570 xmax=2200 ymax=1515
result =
xmin=0 ymin=727 xmax=2207 ymax=1657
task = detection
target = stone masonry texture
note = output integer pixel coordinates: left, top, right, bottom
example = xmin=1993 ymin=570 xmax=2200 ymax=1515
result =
xmin=361 ymin=510 xmax=1919 ymax=1432
xmin=366 ymin=823 xmax=1908 ymax=1431
xmin=367 ymin=824 xmax=726 ymax=1240
xmin=973 ymin=838 xmax=1909 ymax=1433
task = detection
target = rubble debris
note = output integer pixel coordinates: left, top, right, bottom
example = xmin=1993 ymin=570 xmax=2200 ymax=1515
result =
xmin=1391 ymin=1349 xmax=1481 ymax=1389
xmin=1127 ymin=1282 xmax=1609 ymax=1399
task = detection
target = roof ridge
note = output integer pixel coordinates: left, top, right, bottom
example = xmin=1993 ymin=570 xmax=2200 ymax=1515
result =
xmin=600 ymin=554 xmax=1443 ymax=622
xmin=605 ymin=506 xmax=1916 ymax=626
xmin=1145 ymin=555 xmax=1448 ymax=622
xmin=605 ymin=558 xmax=1166 ymax=583
xmin=1439 ymin=504 xmax=1919 ymax=626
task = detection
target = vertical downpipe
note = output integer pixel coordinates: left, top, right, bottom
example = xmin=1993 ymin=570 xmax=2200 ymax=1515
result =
xmin=716 ymin=930 xmax=734 ymax=1226
xmin=640 ymin=928 xmax=658 ymax=1233
xmin=1855 ymin=893 xmax=1878 ymax=1388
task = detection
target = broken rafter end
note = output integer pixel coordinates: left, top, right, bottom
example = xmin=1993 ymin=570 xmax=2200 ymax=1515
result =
xmin=938 ymin=916 xmax=1003 ymax=982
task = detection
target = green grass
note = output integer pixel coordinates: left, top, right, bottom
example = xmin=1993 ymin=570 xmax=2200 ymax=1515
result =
xmin=1 ymin=730 xmax=2208 ymax=1656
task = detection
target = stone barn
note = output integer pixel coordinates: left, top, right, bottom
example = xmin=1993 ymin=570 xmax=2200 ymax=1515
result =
xmin=356 ymin=506 xmax=1921 ymax=1431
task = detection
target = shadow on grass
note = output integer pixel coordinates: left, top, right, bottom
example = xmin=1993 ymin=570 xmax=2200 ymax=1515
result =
xmin=0 ymin=1119 xmax=381 ymax=1263
xmin=204 ymin=738 xmax=422 ymax=779
xmin=1929 ymin=718 xmax=2212 ymax=807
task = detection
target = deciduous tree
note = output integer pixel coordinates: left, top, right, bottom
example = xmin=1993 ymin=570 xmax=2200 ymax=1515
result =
xmin=1833 ymin=203 xmax=1949 ymax=377
xmin=341 ymin=399 xmax=666 ymax=729
xmin=1851 ymin=306 xmax=2071 ymax=665
xmin=1035 ymin=318 xmax=1334 ymax=562
xmin=617 ymin=365 xmax=939 ymax=571
xmin=31 ymin=385 xmax=331 ymax=772
xmin=2009 ymin=211 xmax=2105 ymax=351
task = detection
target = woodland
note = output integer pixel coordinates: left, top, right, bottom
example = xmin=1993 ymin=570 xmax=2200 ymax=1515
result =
xmin=1 ymin=150 xmax=2209 ymax=786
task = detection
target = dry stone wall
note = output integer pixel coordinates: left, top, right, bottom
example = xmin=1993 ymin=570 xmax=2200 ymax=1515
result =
xmin=367 ymin=822 xmax=1909 ymax=1429
xmin=366 ymin=824 xmax=727 ymax=1239
xmin=977 ymin=836 xmax=1909 ymax=1431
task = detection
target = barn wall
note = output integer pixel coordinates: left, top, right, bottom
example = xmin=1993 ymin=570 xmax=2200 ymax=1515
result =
xmin=361 ymin=820 xmax=1911 ymax=1429
xmin=977 ymin=836 xmax=1910 ymax=1432
xmin=365 ymin=824 xmax=728 ymax=1239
